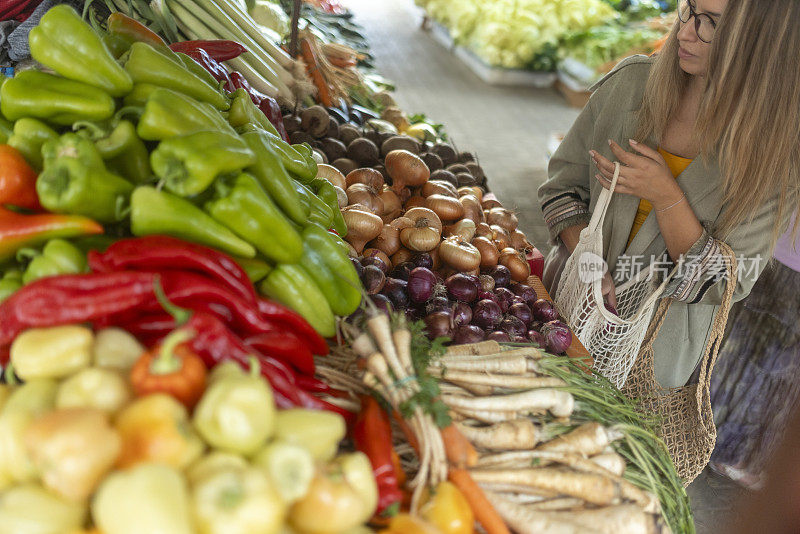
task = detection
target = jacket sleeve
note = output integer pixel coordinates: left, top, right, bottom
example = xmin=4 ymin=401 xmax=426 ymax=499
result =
xmin=662 ymin=197 xmax=784 ymax=305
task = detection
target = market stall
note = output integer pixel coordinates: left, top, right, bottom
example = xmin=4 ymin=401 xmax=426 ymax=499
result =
xmin=0 ymin=1 xmax=693 ymax=532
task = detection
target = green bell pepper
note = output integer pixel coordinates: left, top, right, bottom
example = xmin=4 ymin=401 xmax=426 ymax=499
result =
xmin=0 ymin=117 xmax=12 ymax=145
xmin=0 ymin=270 xmax=22 ymax=303
xmin=151 ymin=131 xmax=255 ymax=197
xmin=37 ymin=134 xmax=134 ymax=223
xmin=228 ymin=89 xmax=279 ymax=136
xmin=28 ymin=5 xmax=133 ymax=97
xmin=310 ymin=178 xmax=347 ymax=236
xmin=300 ymin=225 xmax=361 ymax=316
xmin=74 ymin=120 xmax=152 ymax=184
xmin=259 ymin=264 xmax=336 ymax=338
xmin=239 ymin=124 xmax=317 ymax=183
xmin=294 ymin=181 xmax=334 ymax=229
xmin=175 ymin=52 xmax=221 ymax=91
xmin=122 ymin=83 xmax=161 ymax=107
xmin=240 ymin=129 xmax=308 ymax=225
xmin=233 ymin=257 xmax=272 ymax=284
xmin=19 ymin=239 xmax=87 ymax=285
xmin=0 ymin=70 xmax=115 ymax=126
xmin=205 ymin=173 xmax=303 ymax=264
xmin=137 ymin=88 xmax=235 ymax=141
xmin=124 ymin=42 xmax=229 ymax=111
xmin=6 ymin=118 xmax=58 ymax=170
xmin=130 ymin=186 xmax=256 ymax=258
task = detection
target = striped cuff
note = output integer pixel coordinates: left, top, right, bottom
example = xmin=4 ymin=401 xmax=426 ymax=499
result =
xmin=542 ymin=193 xmax=590 ymax=240
xmin=662 ymin=229 xmax=728 ymax=303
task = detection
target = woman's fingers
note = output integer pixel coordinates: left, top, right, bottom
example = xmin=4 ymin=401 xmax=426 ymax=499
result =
xmin=595 ymin=173 xmax=633 ymax=195
xmin=601 ymin=272 xmax=618 ymax=309
xmin=609 ymin=140 xmax=648 ymax=168
xmin=628 ymin=139 xmax=664 ymax=163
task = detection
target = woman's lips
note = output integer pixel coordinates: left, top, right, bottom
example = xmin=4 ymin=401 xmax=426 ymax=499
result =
xmin=678 ymin=46 xmax=695 ymax=59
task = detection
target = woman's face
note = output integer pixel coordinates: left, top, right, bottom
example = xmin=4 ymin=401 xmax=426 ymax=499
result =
xmin=677 ymin=0 xmax=728 ymax=76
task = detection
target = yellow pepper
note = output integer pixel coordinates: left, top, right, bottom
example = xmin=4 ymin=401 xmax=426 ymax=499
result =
xmin=273 ymin=409 xmax=346 ymax=462
xmin=11 ymin=325 xmax=92 ymax=380
xmin=191 ymin=462 xmax=286 ymax=534
xmin=0 ymin=483 xmax=87 ymax=534
xmin=420 ymin=482 xmax=473 ymax=534
xmin=56 ymin=367 xmax=131 ymax=414
xmin=253 ymin=440 xmax=315 ymax=504
xmin=24 ymin=407 xmax=121 ymax=502
xmin=380 ymin=514 xmax=441 ymax=534
xmin=114 ymin=393 xmax=204 ymax=469
xmin=92 ymin=327 xmax=145 ymax=372
xmin=0 ymin=379 xmax=58 ymax=488
xmin=193 ymin=362 xmax=276 ymax=455
xmin=187 ymin=451 xmax=249 ymax=486
xmin=289 ymin=452 xmax=378 ymax=534
xmin=0 ymin=384 xmax=10 ymax=412
xmin=92 ymin=463 xmax=194 ymax=534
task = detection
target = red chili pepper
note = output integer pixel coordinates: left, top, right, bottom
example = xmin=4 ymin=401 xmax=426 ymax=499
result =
xmin=295 ymin=374 xmax=331 ymax=394
xmin=0 ymin=272 xmax=157 ymax=347
xmin=182 ymin=48 xmax=232 ymax=88
xmin=258 ymin=298 xmax=329 ymax=355
xmin=0 ymin=207 xmax=104 ymax=263
xmin=244 ymin=332 xmax=315 ymax=376
xmin=169 ymin=40 xmax=247 ymax=61
xmin=88 ymin=235 xmax=257 ymax=306
xmin=227 ymin=72 xmax=264 ymax=105
xmin=258 ymin=97 xmax=289 ymax=142
xmin=120 ymin=313 xmax=176 ymax=346
xmin=352 ymin=395 xmax=405 ymax=515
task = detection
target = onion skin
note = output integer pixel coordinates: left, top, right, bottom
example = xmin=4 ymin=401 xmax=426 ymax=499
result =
xmin=481 ymin=198 xmax=502 ymax=210
xmin=425 ymin=296 xmax=451 ymax=315
xmin=342 ymin=207 xmax=383 ymax=254
xmin=510 ymin=228 xmax=532 ymax=251
xmin=512 ymin=283 xmax=538 ymax=306
xmin=499 ymin=247 xmax=531 ymax=282
xmin=439 ymin=237 xmax=481 ymax=272
xmin=413 ymin=253 xmax=434 ymax=270
xmin=400 ymin=208 xmax=443 ymax=252
xmin=491 ymin=225 xmax=511 ymax=251
xmin=346 ymin=167 xmax=384 ymax=190
xmin=386 ymin=149 xmax=430 ymax=193
xmin=459 ymin=195 xmax=484 ymax=224
xmin=390 ymin=262 xmax=414 ymax=281
xmin=472 ymin=299 xmax=502 ymax=329
xmin=542 ymin=320 xmax=572 ymax=354
xmin=404 ymin=195 xmax=427 ymax=210
xmin=486 ymin=207 xmax=519 ymax=233
xmin=489 ymin=265 xmax=512 ymax=288
xmin=528 ymin=330 xmax=546 ymax=349
xmin=362 ymin=264 xmax=386 ymax=294
xmin=531 ymin=299 xmax=558 ymax=323
xmin=362 ymin=248 xmax=392 ymax=271
xmin=391 ymin=247 xmax=414 ymax=266
xmin=380 ymin=187 xmax=403 ymax=221
xmin=408 ymin=267 xmax=437 ymax=303
xmin=444 ymin=219 xmax=477 ymax=242
xmin=487 ymin=331 xmax=511 ymax=343
xmin=452 ymin=302 xmax=473 ymax=326
xmin=494 ymin=287 xmax=515 ymax=313
xmin=371 ymin=294 xmax=393 ymax=315
xmin=317 ymin=163 xmax=346 ymax=189
xmin=371 ymin=224 xmax=401 ymax=256
xmin=452 ymin=325 xmax=485 ymax=345
xmin=426 ymin=194 xmax=465 ymax=222
xmin=425 ymin=311 xmax=454 ymax=339
xmin=478 ymin=275 xmax=495 ymax=292
xmin=422 ymin=180 xmax=459 ymax=198
xmin=472 ymin=236 xmax=499 ymax=268
xmin=445 ymin=273 xmax=479 ymax=303
xmin=509 ymin=302 xmax=533 ymax=327
xmin=346 ymin=183 xmax=383 ymax=214
xmin=500 ymin=316 xmax=527 ymax=338
xmin=350 ymin=257 xmax=364 ymax=278
xmin=382 ymin=278 xmax=409 ymax=309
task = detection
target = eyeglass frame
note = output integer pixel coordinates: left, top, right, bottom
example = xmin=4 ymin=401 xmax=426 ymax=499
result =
xmin=678 ymin=0 xmax=718 ymax=43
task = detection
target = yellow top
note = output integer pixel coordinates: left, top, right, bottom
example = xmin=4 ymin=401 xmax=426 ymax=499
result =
xmin=626 ymin=148 xmax=693 ymax=248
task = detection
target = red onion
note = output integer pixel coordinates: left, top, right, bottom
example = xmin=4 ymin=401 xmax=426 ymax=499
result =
xmin=452 ymin=302 xmax=473 ymax=326
xmin=408 ymin=267 xmax=436 ymax=303
xmin=478 ymin=274 xmax=496 ymax=292
xmin=453 ymin=325 xmax=485 ymax=345
xmin=532 ymin=299 xmax=558 ymax=322
xmin=510 ymin=296 xmax=526 ymax=307
xmin=425 ymin=311 xmax=453 ymax=339
xmin=390 ymin=262 xmax=414 ymax=281
xmin=512 ymin=283 xmax=537 ymax=305
xmin=487 ymin=331 xmax=511 ymax=342
xmin=530 ymin=320 xmax=543 ymax=332
xmin=472 ymin=299 xmax=502 ymax=329
xmin=494 ymin=287 xmax=515 ymax=313
xmin=528 ymin=330 xmax=545 ymax=349
xmin=542 ymin=320 xmax=572 ymax=354
xmin=370 ymin=294 xmax=393 ymax=315
xmin=426 ymin=295 xmax=451 ymax=315
xmin=477 ymin=290 xmax=500 ymax=306
xmin=508 ymin=302 xmax=532 ymax=327
xmin=489 ymin=265 xmax=511 ymax=287
xmin=446 ymin=274 xmax=479 ymax=303
xmin=500 ymin=316 xmax=527 ymax=337
xmin=361 ymin=256 xmax=389 ymax=274
xmin=381 ymin=278 xmax=409 ymax=309
xmin=512 ymin=335 xmax=528 ymax=343
xmin=350 ymin=257 xmax=364 ymax=278
xmin=362 ymin=265 xmax=386 ymax=295
xmin=413 ymin=253 xmax=433 ymax=270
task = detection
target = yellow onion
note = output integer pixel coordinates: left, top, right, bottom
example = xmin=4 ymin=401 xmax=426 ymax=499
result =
xmin=346 ymin=168 xmax=384 ymax=190
xmin=472 ymin=236 xmax=499 ymax=268
xmin=386 ymin=150 xmax=430 ymax=193
xmin=499 ymin=247 xmax=531 ymax=282
xmin=363 ymin=248 xmax=392 ymax=270
xmin=481 ymin=197 xmax=502 ymax=210
xmin=400 ymin=207 xmax=442 ymax=252
xmin=439 ymin=237 xmax=481 ymax=272
xmin=486 ymin=207 xmax=519 ymax=233
xmin=459 ymin=195 xmax=484 ymax=224
xmin=379 ymin=187 xmax=403 ymax=222
xmin=391 ymin=247 xmax=414 ymax=266
xmin=458 ymin=186 xmax=483 ymax=201
xmin=342 ymin=206 xmax=383 ymax=254
xmin=425 ymin=194 xmax=464 ymax=222
xmin=444 ymin=219 xmax=476 ymax=242
xmin=404 ymin=195 xmax=427 ymax=210
xmin=316 ymin=164 xmax=346 ymax=189
xmin=510 ymin=228 xmax=533 ymax=252
xmin=346 ymin=183 xmax=383 ymax=214
xmin=490 ymin=225 xmax=511 ymax=251
xmin=422 ymin=180 xmax=459 ymax=198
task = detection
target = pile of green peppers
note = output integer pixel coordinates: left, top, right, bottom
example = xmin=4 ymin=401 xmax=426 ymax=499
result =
xmin=0 ymin=5 xmax=360 ymax=336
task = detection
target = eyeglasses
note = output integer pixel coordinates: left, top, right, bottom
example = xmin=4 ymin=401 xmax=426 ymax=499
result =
xmin=678 ymin=0 xmax=717 ymax=43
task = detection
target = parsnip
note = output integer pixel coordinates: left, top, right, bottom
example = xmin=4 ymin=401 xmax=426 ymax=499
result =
xmin=536 ymin=422 xmax=623 ymax=456
xmin=456 ymin=420 xmax=539 ymax=451
xmin=470 ymin=468 xmax=621 ymax=506
xmin=589 ymin=452 xmax=627 ymax=477
xmin=434 ymin=355 xmax=529 ymax=375
xmin=450 ymin=407 xmax=521 ymax=424
xmin=429 ymin=368 xmax=564 ymax=390
xmin=442 ymin=389 xmax=575 ymax=418
xmin=444 ymin=340 xmax=502 ymax=356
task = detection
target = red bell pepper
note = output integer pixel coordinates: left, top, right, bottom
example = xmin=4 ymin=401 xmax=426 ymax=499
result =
xmin=352 ymin=395 xmax=405 ymax=516
xmin=168 ymin=40 xmax=247 ymax=62
xmin=0 ymin=207 xmax=103 ymax=263
xmin=258 ymin=298 xmax=329 ymax=355
xmin=0 ymin=145 xmax=41 ymax=211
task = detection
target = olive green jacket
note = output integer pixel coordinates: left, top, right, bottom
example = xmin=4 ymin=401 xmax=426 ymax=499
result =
xmin=538 ymin=55 xmax=779 ymax=388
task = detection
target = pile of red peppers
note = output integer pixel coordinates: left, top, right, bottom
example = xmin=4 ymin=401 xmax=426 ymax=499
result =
xmin=1 ymin=0 xmax=43 ymax=22
xmin=0 ymin=235 xmax=351 ymax=421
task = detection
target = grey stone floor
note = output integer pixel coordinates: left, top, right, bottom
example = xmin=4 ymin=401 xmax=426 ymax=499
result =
xmin=345 ymin=0 xmax=747 ymax=532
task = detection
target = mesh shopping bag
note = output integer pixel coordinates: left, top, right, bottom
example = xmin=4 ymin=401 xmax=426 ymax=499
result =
xmin=554 ymin=163 xmax=679 ymax=388
xmin=623 ymin=242 xmax=737 ymax=484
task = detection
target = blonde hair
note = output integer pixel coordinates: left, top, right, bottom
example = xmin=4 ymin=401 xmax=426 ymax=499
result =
xmin=637 ymin=0 xmax=800 ymax=249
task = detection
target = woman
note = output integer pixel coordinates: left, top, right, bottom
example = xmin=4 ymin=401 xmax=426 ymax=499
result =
xmin=539 ymin=0 xmax=800 ymax=388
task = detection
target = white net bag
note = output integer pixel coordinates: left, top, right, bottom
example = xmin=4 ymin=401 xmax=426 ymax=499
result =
xmin=554 ymin=163 xmax=679 ymax=388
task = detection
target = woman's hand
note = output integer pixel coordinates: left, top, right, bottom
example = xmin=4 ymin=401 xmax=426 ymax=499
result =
xmin=590 ymin=139 xmax=684 ymax=210
xmin=602 ymin=271 xmax=617 ymax=309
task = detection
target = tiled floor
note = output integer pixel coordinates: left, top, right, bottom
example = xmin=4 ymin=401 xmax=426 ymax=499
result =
xmin=345 ymin=0 xmax=745 ymax=531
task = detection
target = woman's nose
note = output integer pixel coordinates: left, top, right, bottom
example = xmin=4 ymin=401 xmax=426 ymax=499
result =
xmin=677 ymin=18 xmax=699 ymax=42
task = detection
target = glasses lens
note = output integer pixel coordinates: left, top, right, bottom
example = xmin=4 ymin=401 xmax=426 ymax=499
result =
xmin=696 ymin=15 xmax=716 ymax=42
xmin=678 ymin=1 xmax=691 ymax=22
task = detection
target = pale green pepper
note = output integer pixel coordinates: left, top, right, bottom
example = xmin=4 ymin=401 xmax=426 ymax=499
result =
xmin=191 ymin=462 xmax=286 ymax=534
xmin=0 ymin=379 xmax=58 ymax=489
xmin=55 ymin=367 xmax=132 ymax=415
xmin=186 ymin=451 xmax=248 ymax=487
xmin=10 ymin=325 xmax=93 ymax=380
xmin=253 ymin=441 xmax=315 ymax=504
xmin=0 ymin=483 xmax=87 ymax=534
xmin=273 ymin=409 xmax=346 ymax=462
xmin=92 ymin=463 xmax=195 ymax=534
xmin=91 ymin=327 xmax=145 ymax=372
xmin=193 ymin=362 xmax=276 ymax=455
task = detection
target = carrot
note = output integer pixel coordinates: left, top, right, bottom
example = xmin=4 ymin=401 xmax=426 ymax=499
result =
xmin=448 ymin=467 xmax=511 ymax=534
xmin=300 ymin=37 xmax=332 ymax=107
xmin=441 ymin=424 xmax=479 ymax=468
